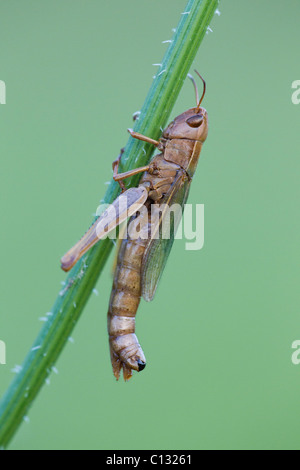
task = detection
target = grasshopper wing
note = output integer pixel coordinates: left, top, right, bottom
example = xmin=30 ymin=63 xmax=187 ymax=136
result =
xmin=141 ymin=171 xmax=191 ymax=302
xmin=61 ymin=186 xmax=148 ymax=272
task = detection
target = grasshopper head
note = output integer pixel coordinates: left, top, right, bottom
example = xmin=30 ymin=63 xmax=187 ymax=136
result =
xmin=162 ymin=71 xmax=208 ymax=143
xmin=163 ymin=107 xmax=208 ymax=143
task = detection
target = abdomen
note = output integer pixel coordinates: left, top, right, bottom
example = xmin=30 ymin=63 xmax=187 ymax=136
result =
xmin=107 ymin=222 xmax=148 ymax=381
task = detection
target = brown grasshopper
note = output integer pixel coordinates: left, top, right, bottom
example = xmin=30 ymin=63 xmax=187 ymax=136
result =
xmin=61 ymin=72 xmax=208 ymax=380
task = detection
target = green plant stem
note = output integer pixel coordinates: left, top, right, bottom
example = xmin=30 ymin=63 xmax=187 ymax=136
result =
xmin=0 ymin=0 xmax=219 ymax=448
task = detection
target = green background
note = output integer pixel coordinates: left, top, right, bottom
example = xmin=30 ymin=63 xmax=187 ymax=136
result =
xmin=0 ymin=0 xmax=299 ymax=450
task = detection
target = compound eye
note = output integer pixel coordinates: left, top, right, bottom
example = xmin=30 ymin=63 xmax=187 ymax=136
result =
xmin=186 ymin=114 xmax=204 ymax=128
